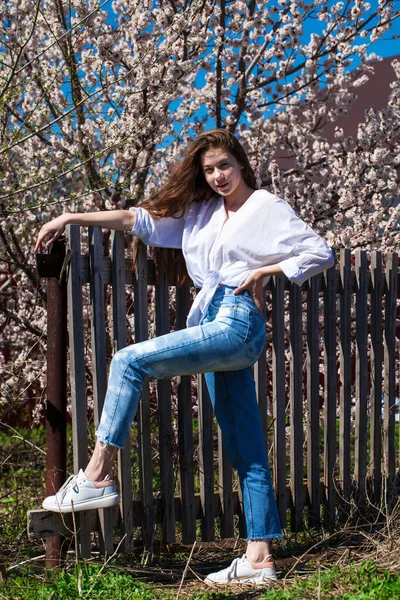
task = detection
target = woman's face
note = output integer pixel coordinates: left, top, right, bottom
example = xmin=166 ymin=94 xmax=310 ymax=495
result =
xmin=201 ymin=147 xmax=243 ymax=197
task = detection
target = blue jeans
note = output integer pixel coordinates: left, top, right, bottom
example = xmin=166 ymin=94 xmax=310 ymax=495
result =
xmin=96 ymin=285 xmax=282 ymax=540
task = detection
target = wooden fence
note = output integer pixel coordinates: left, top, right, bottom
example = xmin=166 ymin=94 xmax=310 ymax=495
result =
xmin=28 ymin=226 xmax=400 ymax=557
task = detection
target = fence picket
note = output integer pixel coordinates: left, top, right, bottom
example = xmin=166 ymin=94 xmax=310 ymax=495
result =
xmin=134 ymin=244 xmax=154 ymax=549
xmin=354 ymin=250 xmax=368 ymax=502
xmin=217 ymin=426 xmax=234 ymax=538
xmin=272 ymin=274 xmax=287 ymax=527
xmin=384 ymin=253 xmax=398 ymax=492
xmin=254 ymin=287 xmax=269 ymax=447
xmin=339 ymin=249 xmax=352 ymax=502
xmin=111 ymin=231 xmax=134 ymax=553
xmin=176 ymin=283 xmax=196 ymax=543
xmin=370 ymin=251 xmax=383 ymax=500
xmin=289 ymin=281 xmax=303 ymax=531
xmin=198 ymin=374 xmax=215 ymax=540
xmin=323 ymin=255 xmax=337 ymax=524
xmin=307 ymin=274 xmax=321 ymax=528
xmin=155 ymin=253 xmax=176 ymax=543
xmin=66 ymin=225 xmax=91 ymax=558
xmin=88 ymin=227 xmax=114 ymax=555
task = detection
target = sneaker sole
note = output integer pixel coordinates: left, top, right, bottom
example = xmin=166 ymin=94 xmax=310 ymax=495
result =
xmin=204 ymin=575 xmax=277 ymax=587
xmin=42 ymin=493 xmax=120 ymax=513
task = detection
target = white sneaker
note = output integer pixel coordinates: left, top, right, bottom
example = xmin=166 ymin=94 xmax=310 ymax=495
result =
xmin=204 ymin=554 xmax=277 ymax=586
xmin=42 ymin=469 xmax=120 ymax=513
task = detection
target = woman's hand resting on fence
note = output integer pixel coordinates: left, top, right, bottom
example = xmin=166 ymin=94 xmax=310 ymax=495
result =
xmin=35 ymin=214 xmax=70 ymax=252
xmin=34 ymin=210 xmax=137 ymax=252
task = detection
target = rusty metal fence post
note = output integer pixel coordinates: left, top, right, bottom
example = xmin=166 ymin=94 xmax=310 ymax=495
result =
xmin=36 ymin=238 xmax=68 ymax=568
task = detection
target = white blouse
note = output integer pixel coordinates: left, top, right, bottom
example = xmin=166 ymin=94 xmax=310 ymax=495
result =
xmin=129 ymin=189 xmax=334 ymax=327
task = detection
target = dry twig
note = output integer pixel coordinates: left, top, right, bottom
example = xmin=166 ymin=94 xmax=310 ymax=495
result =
xmin=175 ymin=540 xmax=196 ymax=600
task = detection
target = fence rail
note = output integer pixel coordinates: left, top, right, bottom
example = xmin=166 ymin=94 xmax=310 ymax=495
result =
xmin=28 ymin=226 xmax=400 ymax=557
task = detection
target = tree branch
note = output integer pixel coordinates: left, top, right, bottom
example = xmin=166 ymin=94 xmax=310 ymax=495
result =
xmin=0 ymin=305 xmax=46 ymax=340
xmin=215 ymin=0 xmax=225 ymax=128
xmin=0 ymin=223 xmax=45 ymax=302
xmin=0 ymin=0 xmax=41 ymax=101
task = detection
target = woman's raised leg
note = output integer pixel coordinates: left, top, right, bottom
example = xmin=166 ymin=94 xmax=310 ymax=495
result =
xmin=43 ymin=301 xmax=260 ymax=512
xmin=95 ymin=311 xmax=261 ymax=450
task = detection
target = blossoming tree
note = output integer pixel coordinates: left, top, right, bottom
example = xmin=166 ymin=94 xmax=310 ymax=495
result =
xmin=0 ymin=0 xmax=399 ymax=419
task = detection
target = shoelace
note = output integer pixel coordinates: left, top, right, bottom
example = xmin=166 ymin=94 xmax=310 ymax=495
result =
xmin=56 ymin=474 xmax=80 ymax=501
xmin=224 ymin=554 xmax=274 ymax=579
xmin=225 ymin=555 xmax=246 ymax=579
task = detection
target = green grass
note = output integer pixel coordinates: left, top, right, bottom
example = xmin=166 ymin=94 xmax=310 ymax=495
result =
xmin=0 ymin=425 xmax=46 ymax=554
xmin=1 ymin=564 xmax=155 ymax=600
xmin=263 ymin=562 xmax=400 ymax=600
xmin=1 ymin=561 xmax=400 ymax=600
xmin=1 ymin=426 xmax=399 ymax=600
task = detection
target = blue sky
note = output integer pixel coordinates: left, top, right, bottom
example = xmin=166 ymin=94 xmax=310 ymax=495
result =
xmin=366 ymin=19 xmax=400 ymax=58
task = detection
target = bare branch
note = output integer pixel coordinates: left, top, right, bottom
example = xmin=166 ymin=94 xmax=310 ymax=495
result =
xmin=0 ymin=223 xmax=45 ymax=300
xmin=14 ymin=0 xmax=112 ymax=76
xmin=0 ymin=305 xmax=46 ymax=339
xmin=0 ymin=0 xmax=41 ymax=101
xmin=215 ymin=0 xmax=226 ymax=128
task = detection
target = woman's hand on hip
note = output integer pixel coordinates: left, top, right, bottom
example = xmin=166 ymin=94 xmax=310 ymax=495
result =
xmin=233 ymin=264 xmax=284 ymax=313
xmin=233 ymin=271 xmax=265 ymax=313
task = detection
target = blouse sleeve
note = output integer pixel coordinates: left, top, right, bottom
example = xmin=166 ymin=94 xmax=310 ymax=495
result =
xmin=268 ymin=196 xmax=334 ymax=285
xmin=128 ymin=207 xmax=184 ymax=249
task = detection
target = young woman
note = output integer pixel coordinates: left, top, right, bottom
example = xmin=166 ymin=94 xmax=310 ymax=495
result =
xmin=35 ymin=129 xmax=334 ymax=586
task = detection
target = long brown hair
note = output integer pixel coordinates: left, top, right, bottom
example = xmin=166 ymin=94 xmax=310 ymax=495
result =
xmin=133 ymin=129 xmax=257 ymax=284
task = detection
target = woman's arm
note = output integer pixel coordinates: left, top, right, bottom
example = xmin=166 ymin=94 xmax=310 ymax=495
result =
xmin=35 ymin=210 xmax=136 ymax=251
xmin=129 ymin=206 xmax=184 ymax=249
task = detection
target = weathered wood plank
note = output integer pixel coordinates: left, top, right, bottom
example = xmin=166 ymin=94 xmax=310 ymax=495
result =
xmin=259 ymin=287 xmax=272 ymax=539
xmin=110 ymin=232 xmax=128 ymax=350
xmin=155 ymin=252 xmax=176 ymax=544
xmin=67 ymin=226 xmax=88 ymax=472
xmin=272 ymin=274 xmax=286 ymax=527
xmin=307 ymin=274 xmax=321 ymax=528
xmin=289 ymin=281 xmax=303 ymax=532
xmin=339 ymin=249 xmax=352 ymax=501
xmin=88 ymin=226 xmax=114 ymax=555
xmin=254 ymin=287 xmax=269 ymax=447
xmin=323 ymin=253 xmax=337 ymax=525
xmin=198 ymin=374 xmax=215 ymax=541
xmin=66 ymin=225 xmax=91 ymax=558
xmin=175 ymin=283 xmax=196 ymax=544
xmin=28 ymin=508 xmax=105 ymax=539
xmin=354 ymin=250 xmax=368 ymax=501
xmin=134 ymin=244 xmax=154 ymax=549
xmin=237 ymin=484 xmax=246 ymax=538
xmin=88 ymin=227 xmax=108 ymax=421
xmin=217 ymin=426 xmax=234 ymax=538
xmin=370 ymin=251 xmax=383 ymax=499
xmin=253 ymin=295 xmax=272 ymax=532
xmin=383 ymin=253 xmax=397 ymax=490
xmin=110 ymin=231 xmax=134 ymax=553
